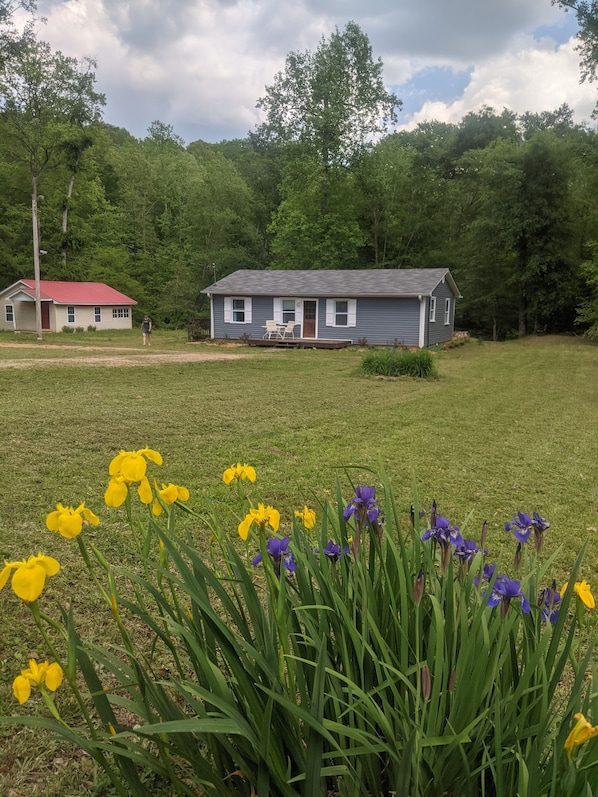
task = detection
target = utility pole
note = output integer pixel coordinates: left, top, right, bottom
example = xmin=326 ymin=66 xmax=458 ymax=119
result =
xmin=32 ymin=180 xmax=42 ymax=341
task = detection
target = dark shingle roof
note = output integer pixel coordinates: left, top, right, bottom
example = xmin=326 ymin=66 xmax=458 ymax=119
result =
xmin=202 ymin=269 xmax=461 ymax=298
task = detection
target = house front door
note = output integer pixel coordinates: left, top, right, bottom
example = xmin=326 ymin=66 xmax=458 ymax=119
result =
xmin=41 ymin=301 xmax=50 ymax=330
xmin=302 ymin=300 xmax=316 ymax=338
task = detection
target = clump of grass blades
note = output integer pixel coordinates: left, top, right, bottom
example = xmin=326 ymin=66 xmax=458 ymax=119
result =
xmin=360 ymin=347 xmax=437 ymax=377
xmin=1 ymin=462 xmax=598 ymax=796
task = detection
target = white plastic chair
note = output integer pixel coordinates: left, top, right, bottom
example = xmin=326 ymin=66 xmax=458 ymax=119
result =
xmin=280 ymin=321 xmax=296 ymax=338
xmin=263 ymin=320 xmax=283 ymax=339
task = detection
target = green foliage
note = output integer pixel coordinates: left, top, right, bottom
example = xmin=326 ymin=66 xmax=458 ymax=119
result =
xmin=1 ymin=459 xmax=597 ymax=796
xmin=360 ymin=347 xmax=438 ymax=378
xmin=576 ymin=243 xmax=598 ymax=339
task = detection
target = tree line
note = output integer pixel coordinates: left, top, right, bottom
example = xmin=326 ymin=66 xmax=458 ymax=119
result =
xmin=2 ymin=3 xmax=598 ymax=340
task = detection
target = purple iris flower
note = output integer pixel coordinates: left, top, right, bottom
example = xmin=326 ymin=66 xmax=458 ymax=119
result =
xmin=453 ymin=538 xmax=484 ymax=566
xmin=505 ymin=512 xmax=533 ymax=544
xmin=474 ymin=562 xmax=497 ymax=588
xmin=422 ymin=516 xmax=463 ymax=548
xmin=422 ymin=516 xmax=463 ymax=572
xmin=316 ymin=540 xmax=350 ymax=562
xmin=343 ymin=485 xmax=380 ymax=525
xmin=538 ymin=583 xmax=561 ymax=624
xmin=252 ymin=536 xmax=297 ymax=576
xmin=506 ymin=511 xmax=550 ymax=552
xmin=532 ymin=512 xmax=550 ymax=553
xmin=486 ymin=575 xmax=530 ymax=618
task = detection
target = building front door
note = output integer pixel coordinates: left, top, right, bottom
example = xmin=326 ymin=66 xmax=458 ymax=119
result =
xmin=302 ymin=300 xmax=316 ymax=338
xmin=41 ymin=301 xmax=50 ymax=330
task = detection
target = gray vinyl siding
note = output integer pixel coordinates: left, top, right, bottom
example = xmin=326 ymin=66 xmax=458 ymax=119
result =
xmin=214 ymin=294 xmax=423 ymax=345
xmin=318 ymin=297 xmax=421 ymax=346
xmin=212 ymin=295 xmax=275 ymax=339
xmin=427 ymin=280 xmax=455 ymax=346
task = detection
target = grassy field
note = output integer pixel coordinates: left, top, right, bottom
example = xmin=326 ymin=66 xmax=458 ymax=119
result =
xmin=0 ymin=329 xmax=597 ymax=794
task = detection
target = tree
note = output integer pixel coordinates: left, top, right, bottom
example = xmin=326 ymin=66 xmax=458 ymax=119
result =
xmin=0 ymin=0 xmax=35 ymax=64
xmin=554 ymin=1 xmax=598 ymax=93
xmin=256 ymin=21 xmax=399 ymax=219
xmin=0 ymin=30 xmax=104 ymax=337
xmin=257 ymin=22 xmax=399 ymax=165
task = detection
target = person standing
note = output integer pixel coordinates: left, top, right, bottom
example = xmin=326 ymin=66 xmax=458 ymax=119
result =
xmin=141 ymin=315 xmax=152 ymax=346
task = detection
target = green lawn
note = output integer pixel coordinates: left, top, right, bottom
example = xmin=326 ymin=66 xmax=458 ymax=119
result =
xmin=0 ymin=331 xmax=597 ymax=794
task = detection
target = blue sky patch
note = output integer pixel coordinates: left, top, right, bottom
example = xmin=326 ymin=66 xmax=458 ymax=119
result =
xmin=396 ymin=66 xmax=474 ymax=119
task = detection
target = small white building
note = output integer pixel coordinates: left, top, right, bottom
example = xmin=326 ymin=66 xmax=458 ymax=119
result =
xmin=0 ymin=280 xmax=137 ymax=333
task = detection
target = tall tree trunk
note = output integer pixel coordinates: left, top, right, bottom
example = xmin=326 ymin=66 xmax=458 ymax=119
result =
xmin=61 ymin=171 xmax=76 ymax=269
xmin=31 ymin=174 xmax=42 ymax=340
xmin=518 ymin=287 xmax=527 ymax=338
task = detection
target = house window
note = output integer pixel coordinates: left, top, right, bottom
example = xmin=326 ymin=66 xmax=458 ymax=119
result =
xmin=335 ymin=300 xmax=349 ymax=326
xmin=112 ymin=308 xmax=130 ymax=319
xmin=232 ymin=298 xmax=246 ymax=323
xmin=281 ymin=299 xmax=295 ymax=323
xmin=444 ymin=298 xmax=451 ymax=325
xmin=223 ymin=297 xmax=252 ymax=324
xmin=429 ymin=297 xmax=436 ymax=322
xmin=67 ymin=306 xmax=76 ymax=323
xmin=5 ymin=304 xmax=14 ymax=323
xmin=325 ymin=299 xmax=357 ymax=328
xmin=94 ymin=306 xmax=102 ymax=323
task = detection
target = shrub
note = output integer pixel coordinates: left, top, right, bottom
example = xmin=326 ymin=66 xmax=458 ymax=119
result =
xmin=87 ymin=325 xmax=96 ymax=332
xmin=1 ymin=455 xmax=597 ymax=796
xmin=361 ymin=347 xmax=437 ymax=377
xmin=61 ymin=325 xmax=74 ymax=333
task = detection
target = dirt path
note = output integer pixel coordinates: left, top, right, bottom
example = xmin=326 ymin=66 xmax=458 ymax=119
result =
xmin=0 ymin=342 xmax=255 ymax=368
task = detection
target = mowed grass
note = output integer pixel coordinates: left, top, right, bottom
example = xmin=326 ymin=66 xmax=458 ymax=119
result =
xmin=0 ymin=330 xmax=597 ymax=794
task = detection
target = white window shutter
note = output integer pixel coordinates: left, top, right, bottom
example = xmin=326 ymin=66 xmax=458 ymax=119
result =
xmin=348 ymin=299 xmax=357 ymax=327
xmin=224 ymin=297 xmax=232 ymax=323
xmin=326 ymin=299 xmax=334 ymax=326
xmin=273 ymin=298 xmax=282 ymax=323
xmin=245 ymin=298 xmax=252 ymax=323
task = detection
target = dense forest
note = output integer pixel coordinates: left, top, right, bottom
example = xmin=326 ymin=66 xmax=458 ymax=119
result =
xmin=3 ymin=2 xmax=598 ymax=340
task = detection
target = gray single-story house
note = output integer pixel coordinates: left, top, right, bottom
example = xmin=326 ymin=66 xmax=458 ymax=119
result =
xmin=0 ymin=280 xmax=137 ymax=333
xmin=202 ymin=269 xmax=462 ymax=347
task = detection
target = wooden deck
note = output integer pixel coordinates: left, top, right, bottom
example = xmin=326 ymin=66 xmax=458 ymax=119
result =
xmin=246 ymin=337 xmax=353 ymax=350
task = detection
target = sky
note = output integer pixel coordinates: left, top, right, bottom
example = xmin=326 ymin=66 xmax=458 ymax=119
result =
xmin=21 ymin=0 xmax=598 ymax=144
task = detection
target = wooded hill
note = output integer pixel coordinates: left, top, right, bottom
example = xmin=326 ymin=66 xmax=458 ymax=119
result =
xmin=2 ymin=11 xmax=598 ymax=341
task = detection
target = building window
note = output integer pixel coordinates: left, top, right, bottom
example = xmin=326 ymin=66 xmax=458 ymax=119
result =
xmin=112 ymin=308 xmax=130 ymax=319
xmin=223 ymin=297 xmax=252 ymax=324
xmin=282 ymin=299 xmax=295 ymax=323
xmin=429 ymin=297 xmax=436 ymax=322
xmin=232 ymin=298 xmax=246 ymax=323
xmin=94 ymin=306 xmax=102 ymax=323
xmin=67 ymin=306 xmax=75 ymax=323
xmin=325 ymin=299 xmax=356 ymax=328
xmin=444 ymin=298 xmax=451 ymax=325
xmin=430 ymin=296 xmax=436 ymax=324
xmin=5 ymin=304 xmax=14 ymax=323
xmin=335 ymin=300 xmax=349 ymax=326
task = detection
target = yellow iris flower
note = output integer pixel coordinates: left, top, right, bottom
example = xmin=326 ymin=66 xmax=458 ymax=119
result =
xmin=238 ymin=503 xmax=281 ymax=541
xmin=152 ymin=482 xmax=190 ymax=516
xmin=561 ymin=580 xmax=595 ymax=609
xmin=564 ymin=712 xmax=598 ymax=754
xmin=105 ymin=447 xmax=162 ymax=507
xmin=46 ymin=502 xmax=100 ymax=539
xmin=12 ymin=659 xmax=63 ymax=704
xmin=0 ymin=553 xmax=60 ymax=602
xmin=294 ymin=505 xmax=316 ymax=529
xmin=223 ymin=463 xmax=257 ymax=485
xmin=109 ymin=447 xmax=163 ymax=481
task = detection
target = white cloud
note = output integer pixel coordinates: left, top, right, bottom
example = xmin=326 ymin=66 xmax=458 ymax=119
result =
xmin=16 ymin=0 xmax=597 ymax=142
xmin=401 ymin=35 xmax=596 ymax=130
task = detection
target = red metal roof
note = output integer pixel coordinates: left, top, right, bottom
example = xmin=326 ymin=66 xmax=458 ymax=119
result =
xmin=19 ymin=280 xmax=137 ymax=306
